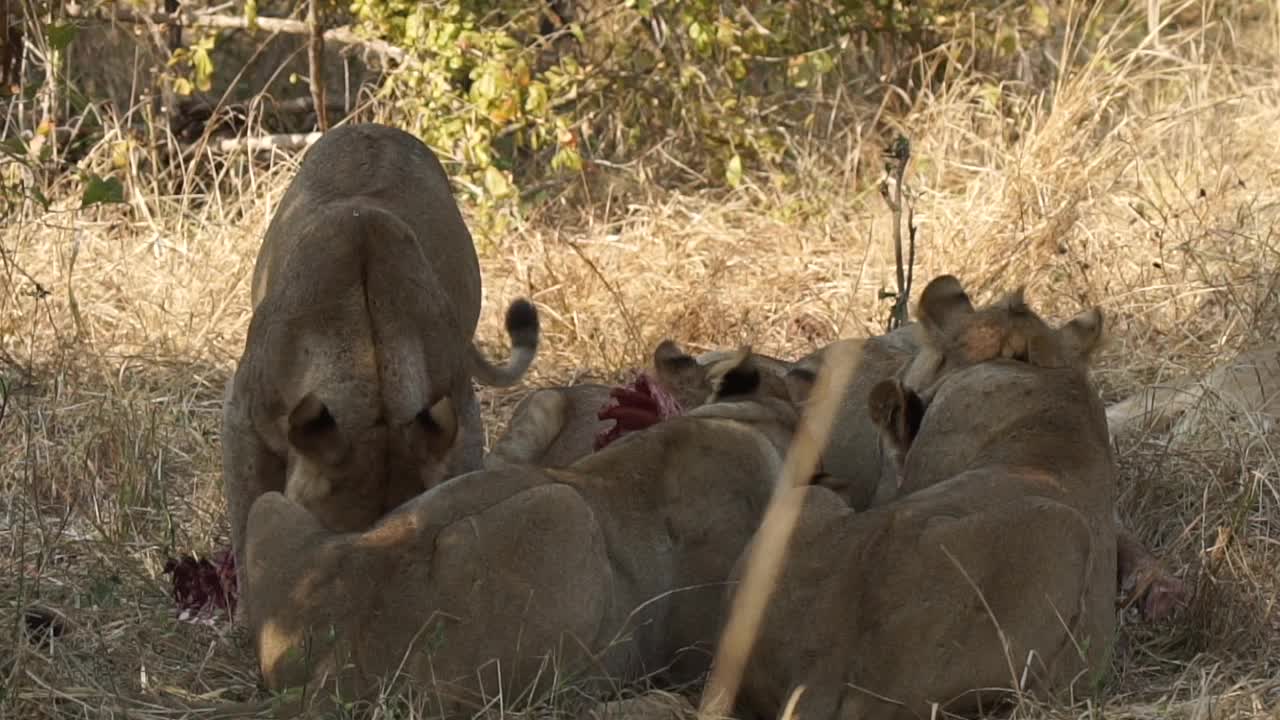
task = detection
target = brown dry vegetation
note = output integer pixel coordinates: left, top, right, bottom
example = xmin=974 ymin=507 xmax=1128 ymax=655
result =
xmin=4 ymin=4 xmax=1280 ymax=720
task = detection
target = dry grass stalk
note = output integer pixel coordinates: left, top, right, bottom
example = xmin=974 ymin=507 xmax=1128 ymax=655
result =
xmin=697 ymin=340 xmax=863 ymax=720
xmin=3 ymin=4 xmax=1280 ymax=718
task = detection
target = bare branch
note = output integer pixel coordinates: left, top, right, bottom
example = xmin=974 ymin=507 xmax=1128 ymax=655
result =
xmin=63 ymin=2 xmax=406 ymax=63
xmin=178 ymin=95 xmax=348 ymax=116
xmin=879 ymin=135 xmax=916 ymax=332
xmin=307 ymin=0 xmax=328 ymax=131
xmin=208 ymin=131 xmax=323 ymax=154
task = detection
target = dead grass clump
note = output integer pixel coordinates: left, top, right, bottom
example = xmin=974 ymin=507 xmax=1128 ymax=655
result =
xmin=1114 ymin=409 xmax=1280 ymax=660
xmin=4 ymin=3 xmax=1280 ymax=718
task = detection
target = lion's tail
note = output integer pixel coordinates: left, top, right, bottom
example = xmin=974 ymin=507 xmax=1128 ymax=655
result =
xmin=469 ymin=298 xmax=540 ymax=387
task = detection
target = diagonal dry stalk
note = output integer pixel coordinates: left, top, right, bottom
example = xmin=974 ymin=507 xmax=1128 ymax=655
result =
xmin=697 ymin=339 xmax=863 ymax=720
xmin=4 ymin=3 xmax=1280 ymax=717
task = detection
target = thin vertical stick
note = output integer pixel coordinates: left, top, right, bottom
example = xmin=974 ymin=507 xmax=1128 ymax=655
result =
xmin=1146 ymin=0 xmax=1162 ymax=48
xmin=698 ymin=340 xmax=863 ymax=720
xmin=163 ymin=0 xmax=180 ymax=52
xmin=307 ymin=0 xmax=327 ymax=131
xmin=1 ymin=0 xmax=18 ymax=89
xmin=879 ymin=135 xmax=914 ymax=332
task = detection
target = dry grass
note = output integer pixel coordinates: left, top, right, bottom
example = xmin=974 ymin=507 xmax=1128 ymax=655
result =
xmin=4 ymin=4 xmax=1280 ymax=718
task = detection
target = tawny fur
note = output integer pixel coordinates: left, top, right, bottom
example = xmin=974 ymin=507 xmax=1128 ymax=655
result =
xmin=243 ymin=349 xmax=814 ymax=715
xmin=482 ymin=342 xmax=795 ymax=471
xmin=1106 ymin=344 xmax=1280 ymax=441
xmin=483 ymin=384 xmax=610 ymax=469
xmin=734 ymin=276 xmax=1117 ymax=720
xmin=487 ymin=278 xmax=1180 ymax=632
xmin=222 ymin=123 xmax=540 ymax=618
xmin=859 ymin=279 xmax=1185 ymax=625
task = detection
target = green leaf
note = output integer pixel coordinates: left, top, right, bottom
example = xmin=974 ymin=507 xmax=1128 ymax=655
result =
xmin=470 ymin=66 xmax=498 ymax=103
xmin=482 ymin=165 xmax=512 ymax=199
xmin=996 ymin=26 xmax=1018 ymax=57
xmin=81 ymin=175 xmax=125 ymax=208
xmin=715 ymin=18 xmax=737 ymax=48
xmin=551 ymin=146 xmax=582 ymax=173
xmin=1029 ymin=3 xmax=1051 ymax=33
xmin=405 ymin=8 xmax=424 ymax=43
xmin=245 ymin=0 xmax=259 ymax=30
xmin=977 ymin=82 xmax=1002 ymax=110
xmin=811 ymin=49 xmax=834 ymax=75
xmin=0 ymin=136 xmax=26 ymax=159
xmin=47 ymin=23 xmax=79 ymax=52
xmin=788 ymin=55 xmax=816 ymax=88
xmin=687 ymin=21 xmax=711 ymax=54
xmin=193 ymin=47 xmax=215 ymax=92
xmin=524 ymin=82 xmax=548 ymax=115
xmin=725 ymin=153 xmax=743 ymax=188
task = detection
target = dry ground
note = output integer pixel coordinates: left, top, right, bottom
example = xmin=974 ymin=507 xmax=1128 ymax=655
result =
xmin=3 ymin=9 xmax=1280 ymax=720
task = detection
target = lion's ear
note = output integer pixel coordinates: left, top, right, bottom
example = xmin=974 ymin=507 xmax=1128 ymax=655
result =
xmin=653 ymin=338 xmax=714 ymax=406
xmin=654 ymin=339 xmax=695 ymax=369
xmin=867 ymin=379 xmax=925 ymax=455
xmin=287 ymin=393 xmax=348 ymax=465
xmin=416 ymin=395 xmax=459 ymax=459
xmin=1058 ymin=307 xmax=1105 ymax=365
xmin=994 ymin=285 xmax=1028 ymax=313
xmin=653 ymin=339 xmax=701 ymax=382
xmin=867 ymin=379 xmax=903 ymax=433
xmin=783 ymin=366 xmax=817 ymax=406
xmin=917 ymin=274 xmax=975 ymax=344
xmin=707 ymin=347 xmax=760 ymax=401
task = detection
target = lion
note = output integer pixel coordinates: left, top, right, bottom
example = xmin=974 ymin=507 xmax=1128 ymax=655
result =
xmin=1106 ymin=344 xmax=1280 ymax=441
xmin=486 ymin=289 xmax=1076 ymax=511
xmin=483 ymin=382 xmax=613 ymax=469
xmin=867 ymin=342 xmax=1185 ymax=624
xmin=221 ymin=123 xmax=540 ymax=618
xmin=703 ymin=281 xmax=1102 ymax=509
xmin=483 ymin=342 xmax=796 ymax=471
xmin=242 ymin=343 xmax=821 ymax=716
xmin=483 ymin=333 xmax=919 ymax=513
xmin=486 ymin=279 xmax=1181 ymax=624
xmin=844 ymin=277 xmax=1184 ymax=623
xmin=733 ymin=275 xmax=1117 ymax=720
xmin=864 ymin=275 xmax=1105 ymax=498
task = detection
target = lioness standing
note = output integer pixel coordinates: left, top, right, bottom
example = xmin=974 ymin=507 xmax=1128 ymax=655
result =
xmin=222 ymin=124 xmax=540 ymax=613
